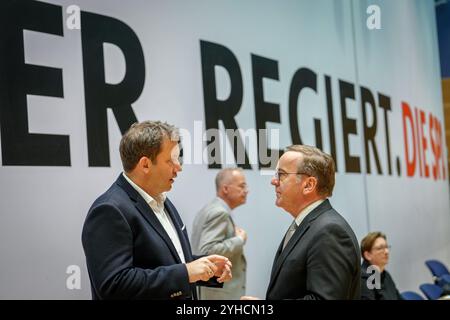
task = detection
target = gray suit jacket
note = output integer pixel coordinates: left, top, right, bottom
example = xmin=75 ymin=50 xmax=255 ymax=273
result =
xmin=266 ymin=199 xmax=361 ymax=300
xmin=191 ymin=198 xmax=246 ymax=299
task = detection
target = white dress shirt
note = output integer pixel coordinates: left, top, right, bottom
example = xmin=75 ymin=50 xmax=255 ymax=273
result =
xmin=123 ymin=173 xmax=186 ymax=263
xmin=294 ymin=199 xmax=326 ymax=228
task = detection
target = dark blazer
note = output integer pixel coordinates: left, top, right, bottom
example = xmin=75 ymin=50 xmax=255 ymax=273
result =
xmin=266 ymin=199 xmax=361 ymax=300
xmin=82 ymin=174 xmax=212 ymax=299
xmin=361 ymin=260 xmax=402 ymax=300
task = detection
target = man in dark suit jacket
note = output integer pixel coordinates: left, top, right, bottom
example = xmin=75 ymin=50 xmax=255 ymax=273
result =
xmin=82 ymin=121 xmax=231 ymax=299
xmin=242 ymin=145 xmax=360 ymax=300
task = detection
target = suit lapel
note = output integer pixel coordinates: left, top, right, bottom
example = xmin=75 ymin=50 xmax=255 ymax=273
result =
xmin=116 ymin=175 xmax=183 ymax=263
xmin=268 ymin=239 xmax=284 ymax=283
xmin=164 ymin=200 xmax=197 ymax=299
xmin=164 ymin=199 xmax=193 ymax=262
xmin=266 ymin=200 xmax=332 ymax=295
xmin=267 ymin=223 xmax=311 ymax=294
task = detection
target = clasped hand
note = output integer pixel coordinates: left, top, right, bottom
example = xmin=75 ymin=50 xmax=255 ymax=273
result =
xmin=186 ymin=254 xmax=232 ymax=283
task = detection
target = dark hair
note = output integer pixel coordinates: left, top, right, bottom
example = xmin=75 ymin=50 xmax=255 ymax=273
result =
xmin=119 ymin=121 xmax=179 ymax=172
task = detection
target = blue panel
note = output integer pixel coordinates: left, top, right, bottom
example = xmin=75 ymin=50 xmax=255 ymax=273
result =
xmin=436 ymin=1 xmax=450 ymax=77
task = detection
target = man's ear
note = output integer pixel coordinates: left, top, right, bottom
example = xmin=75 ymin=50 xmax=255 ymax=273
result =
xmin=303 ymin=177 xmax=317 ymax=194
xmin=138 ymin=156 xmax=152 ymax=173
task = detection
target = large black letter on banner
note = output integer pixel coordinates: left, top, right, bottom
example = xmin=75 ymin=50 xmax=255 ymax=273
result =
xmin=339 ymin=80 xmax=361 ymax=173
xmin=200 ymin=40 xmax=251 ymax=169
xmin=81 ymin=12 xmax=144 ymax=167
xmin=288 ymin=68 xmax=318 ymax=146
xmin=360 ymin=86 xmax=382 ymax=174
xmin=0 ymin=0 xmax=69 ymax=166
xmin=252 ymin=54 xmax=282 ymax=169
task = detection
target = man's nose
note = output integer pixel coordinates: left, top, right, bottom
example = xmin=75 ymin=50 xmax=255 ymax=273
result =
xmin=271 ymin=177 xmax=279 ymax=186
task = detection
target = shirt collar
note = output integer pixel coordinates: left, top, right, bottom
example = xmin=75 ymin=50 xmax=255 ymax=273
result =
xmin=215 ymin=196 xmax=231 ymax=213
xmin=122 ymin=172 xmax=166 ymax=208
xmin=294 ymin=198 xmax=326 ymax=227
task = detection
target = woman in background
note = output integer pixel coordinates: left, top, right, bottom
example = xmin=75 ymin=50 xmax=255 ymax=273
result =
xmin=360 ymin=231 xmax=402 ymax=300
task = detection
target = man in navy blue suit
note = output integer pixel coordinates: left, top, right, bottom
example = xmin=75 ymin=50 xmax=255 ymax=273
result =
xmin=82 ymin=121 xmax=231 ymax=299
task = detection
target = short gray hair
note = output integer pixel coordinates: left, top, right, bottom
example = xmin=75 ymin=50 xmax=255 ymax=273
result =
xmin=286 ymin=145 xmax=335 ymax=197
xmin=215 ymin=168 xmax=243 ymax=192
xmin=119 ymin=121 xmax=179 ymax=172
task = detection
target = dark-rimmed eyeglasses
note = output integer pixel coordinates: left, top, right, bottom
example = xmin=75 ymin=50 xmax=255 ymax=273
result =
xmin=273 ymin=171 xmax=310 ymax=182
xmin=372 ymin=245 xmax=391 ymax=252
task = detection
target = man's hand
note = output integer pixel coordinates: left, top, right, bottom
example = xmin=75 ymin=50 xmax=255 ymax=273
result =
xmin=186 ymin=257 xmax=218 ymax=283
xmin=235 ymin=226 xmax=247 ymax=244
xmin=207 ymin=254 xmax=233 ymax=283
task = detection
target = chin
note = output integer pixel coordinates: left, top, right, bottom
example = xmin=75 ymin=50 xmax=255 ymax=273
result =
xmin=275 ymin=199 xmax=282 ymax=207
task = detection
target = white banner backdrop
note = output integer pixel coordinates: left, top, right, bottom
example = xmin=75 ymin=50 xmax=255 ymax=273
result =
xmin=0 ymin=0 xmax=448 ymax=299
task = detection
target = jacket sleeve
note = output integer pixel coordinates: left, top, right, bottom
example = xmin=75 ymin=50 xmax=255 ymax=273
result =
xmin=82 ymin=203 xmax=191 ymax=299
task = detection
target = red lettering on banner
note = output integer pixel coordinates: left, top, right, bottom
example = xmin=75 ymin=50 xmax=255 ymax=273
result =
xmin=419 ymin=109 xmax=429 ymax=178
xmin=415 ymin=108 xmax=423 ymax=177
xmin=402 ymin=102 xmax=446 ymax=180
xmin=402 ymin=102 xmax=416 ymax=177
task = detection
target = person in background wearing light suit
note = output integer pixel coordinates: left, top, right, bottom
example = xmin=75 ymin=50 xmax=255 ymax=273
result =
xmin=241 ymin=145 xmax=360 ymax=300
xmin=191 ymin=168 xmax=248 ymax=300
xmin=82 ymin=121 xmax=231 ymax=299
